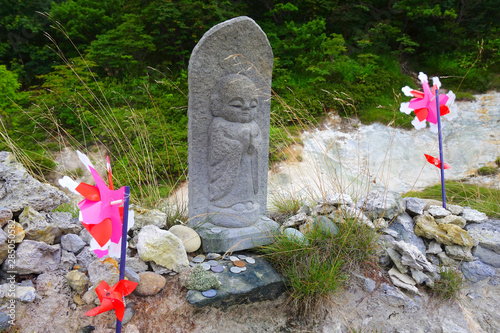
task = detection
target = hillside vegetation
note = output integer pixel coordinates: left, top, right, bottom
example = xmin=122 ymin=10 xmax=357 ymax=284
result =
xmin=1 ymin=0 xmax=499 ymax=205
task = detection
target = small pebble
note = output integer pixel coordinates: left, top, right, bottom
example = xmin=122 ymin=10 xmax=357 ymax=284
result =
xmin=230 ymin=267 xmax=242 ymax=274
xmin=201 ymin=289 xmax=217 ymax=298
xmin=211 ymin=265 xmax=224 ymax=273
xmin=245 ymin=257 xmax=256 ymax=264
xmin=211 ymin=228 xmax=222 ymax=234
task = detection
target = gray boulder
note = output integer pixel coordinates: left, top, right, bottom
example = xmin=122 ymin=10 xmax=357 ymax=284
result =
xmin=461 ymin=260 xmax=495 ymax=282
xmin=404 ymin=197 xmax=427 ymax=216
xmin=357 ymin=189 xmax=403 ymax=220
xmin=60 ymin=234 xmax=86 ymax=253
xmin=0 ymin=208 xmax=12 ymax=228
xmin=0 ymin=152 xmax=68 ymax=213
xmin=461 ymin=207 xmax=488 ymax=224
xmin=2 ymin=240 xmax=61 ymax=274
xmin=466 ymin=220 xmax=500 ymax=253
xmin=385 ymin=212 xmax=426 ymax=254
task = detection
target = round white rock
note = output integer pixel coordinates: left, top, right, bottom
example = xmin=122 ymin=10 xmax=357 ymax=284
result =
xmin=168 ymin=225 xmax=202 ymax=253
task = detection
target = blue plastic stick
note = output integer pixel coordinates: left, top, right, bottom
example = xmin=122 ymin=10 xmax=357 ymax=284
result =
xmin=435 ymin=90 xmax=446 ymax=209
xmin=116 ymin=186 xmax=130 ymax=333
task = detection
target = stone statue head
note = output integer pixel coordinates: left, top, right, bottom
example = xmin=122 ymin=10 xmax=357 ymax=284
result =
xmin=211 ymin=74 xmax=259 ymax=123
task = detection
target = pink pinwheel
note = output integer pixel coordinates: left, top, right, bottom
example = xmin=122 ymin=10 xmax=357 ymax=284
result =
xmin=85 ymin=280 xmax=137 ymax=321
xmin=400 ymin=72 xmax=457 ymax=132
xmin=424 ymin=154 xmax=451 ymax=169
xmin=58 ymin=151 xmax=134 ymax=258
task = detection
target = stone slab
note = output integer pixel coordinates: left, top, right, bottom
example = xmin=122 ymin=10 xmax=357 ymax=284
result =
xmin=195 ymin=217 xmax=279 ymax=253
xmin=186 ymin=252 xmax=284 ymax=309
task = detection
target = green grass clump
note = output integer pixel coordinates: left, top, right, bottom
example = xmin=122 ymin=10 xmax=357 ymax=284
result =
xmin=259 ymin=214 xmax=378 ymax=313
xmin=431 ymin=267 xmax=465 ymax=301
xmin=455 ymin=92 xmax=476 ymax=101
xmin=405 ymin=181 xmax=500 ymax=218
xmin=268 ymin=191 xmax=305 ymax=221
xmin=477 ymin=166 xmax=499 ymax=176
xmin=496 ymin=157 xmax=500 ymax=167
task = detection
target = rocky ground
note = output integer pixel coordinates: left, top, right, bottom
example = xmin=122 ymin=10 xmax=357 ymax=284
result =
xmin=1 ymin=150 xmax=500 ymax=333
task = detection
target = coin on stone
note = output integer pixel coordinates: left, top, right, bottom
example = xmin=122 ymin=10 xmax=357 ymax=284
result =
xmin=245 ymin=257 xmax=256 ymax=264
xmin=233 ymin=260 xmax=246 ymax=268
xmin=206 ymin=253 xmax=221 ymax=260
xmin=211 ymin=265 xmax=224 ymax=273
xmin=230 ymin=267 xmax=242 ymax=274
xmin=229 ymin=256 xmax=239 ymax=262
xmin=201 ymin=263 xmax=211 ymax=271
xmin=192 ymin=256 xmax=205 ymax=263
xmin=211 ymin=228 xmax=222 ymax=234
xmin=237 ymin=254 xmax=247 ymax=259
xmin=207 ymin=260 xmax=219 ymax=267
xmin=240 ymin=266 xmax=247 ymax=271
xmin=201 ymin=289 xmax=217 ymax=298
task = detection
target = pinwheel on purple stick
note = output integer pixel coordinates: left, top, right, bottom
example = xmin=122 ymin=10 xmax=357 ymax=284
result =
xmin=400 ymin=72 xmax=458 ymax=208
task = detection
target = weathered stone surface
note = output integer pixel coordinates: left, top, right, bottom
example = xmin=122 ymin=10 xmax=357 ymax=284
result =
xmin=137 ymin=225 xmax=189 ymax=272
xmin=87 ymin=257 xmax=119 ymax=286
xmin=436 ymin=215 xmax=467 ymax=228
xmin=388 ymin=267 xmax=418 ymax=293
xmin=19 ymin=206 xmax=56 ymax=244
xmin=75 ymin=247 xmax=98 ymax=270
xmin=386 ymin=212 xmax=426 ymax=254
xmin=373 ymin=217 xmax=389 ymax=230
xmin=187 ymin=253 xmax=284 ymax=308
xmin=282 ymin=212 xmax=311 ymax=229
xmin=447 ymin=204 xmax=464 ymax=216
xmin=466 ymin=220 xmax=500 ymax=253
xmin=437 ymin=252 xmax=458 ymax=266
xmin=134 ymin=272 xmax=166 ymax=296
xmin=340 ymin=206 xmax=375 ymax=229
xmin=43 ymin=212 xmax=82 ymax=242
xmin=445 ymin=245 xmax=474 ymax=261
xmin=473 ymin=245 xmax=500 ymax=268
xmin=0 ymin=208 xmax=12 ymax=228
xmin=124 ymin=267 xmax=140 ymax=284
xmin=2 ymin=240 xmax=60 ymax=274
xmin=393 ymin=241 xmax=435 ymax=272
xmin=0 ymin=151 xmax=68 ymax=213
xmin=317 ymin=192 xmax=354 ymax=207
xmin=283 ymin=227 xmax=306 ymax=242
xmin=150 ymin=261 xmax=172 ymax=275
xmin=414 ymin=214 xmax=474 ymax=247
xmin=0 ymin=228 xmax=8 ymax=264
xmin=461 ymin=207 xmax=488 ymax=224
xmin=426 ymin=205 xmax=451 ymax=218
xmin=188 ymin=17 xmax=272 ymax=230
xmin=312 ymin=216 xmax=339 ymax=235
xmin=0 ymin=284 xmax=36 ymax=302
xmin=5 ymin=221 xmax=24 ymax=243
xmin=66 ymin=270 xmax=89 ymax=295
xmin=404 ymin=197 xmax=427 ymax=216
xmin=427 ymin=241 xmax=442 ymax=254
xmin=168 ymin=224 xmax=201 ymax=253
xmin=357 ymin=189 xmax=403 ymax=220
xmin=130 ymin=205 xmax=167 ymax=231
xmin=387 ymin=247 xmax=407 ymax=274
xmin=60 ymin=234 xmax=86 ymax=253
xmin=60 ymin=250 xmax=77 ymax=272
xmin=461 ymin=260 xmax=495 ymax=282
xmin=126 ymin=256 xmax=148 ymax=273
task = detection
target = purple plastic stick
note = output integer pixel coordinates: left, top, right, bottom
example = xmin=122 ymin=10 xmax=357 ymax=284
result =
xmin=435 ymin=90 xmax=446 ymax=208
xmin=116 ymin=186 xmax=130 ymax=333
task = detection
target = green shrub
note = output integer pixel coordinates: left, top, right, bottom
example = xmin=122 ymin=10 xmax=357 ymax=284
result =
xmin=259 ymin=214 xmax=378 ymax=313
xmin=477 ymin=166 xmax=499 ymax=176
xmin=431 ymin=267 xmax=465 ymax=301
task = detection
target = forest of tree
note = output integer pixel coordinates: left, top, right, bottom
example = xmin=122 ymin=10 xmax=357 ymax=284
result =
xmin=1 ymin=0 xmax=499 ymax=199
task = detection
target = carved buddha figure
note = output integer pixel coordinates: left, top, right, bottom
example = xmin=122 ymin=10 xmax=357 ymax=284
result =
xmin=207 ymin=74 xmax=262 ymax=227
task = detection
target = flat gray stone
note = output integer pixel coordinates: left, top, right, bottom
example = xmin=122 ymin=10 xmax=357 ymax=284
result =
xmin=356 ymin=189 xmax=403 ymax=220
xmin=385 ymin=212 xmax=426 ymax=254
xmin=435 ymin=215 xmax=467 ymax=228
xmin=186 ymin=253 xmax=284 ymax=309
xmin=1 ymin=240 xmax=61 ymax=274
xmin=466 ymin=219 xmax=500 ymax=253
xmin=461 ymin=207 xmax=488 ymax=223
xmin=461 ymin=260 xmax=495 ymax=282
xmin=404 ymin=197 xmax=427 ymax=216
xmin=473 ymin=245 xmax=500 ymax=268
xmin=426 ymin=205 xmax=451 ymax=218
xmin=445 ymin=245 xmax=474 ymax=261
xmin=61 ymin=234 xmax=86 ymax=253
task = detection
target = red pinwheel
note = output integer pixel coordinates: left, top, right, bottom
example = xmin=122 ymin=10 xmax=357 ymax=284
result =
xmin=400 ymin=72 xmax=457 ymax=132
xmin=85 ymin=280 xmax=138 ymax=321
xmin=424 ymin=154 xmax=451 ymax=169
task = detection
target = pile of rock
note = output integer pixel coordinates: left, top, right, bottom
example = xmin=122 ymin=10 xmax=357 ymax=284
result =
xmin=278 ymin=187 xmax=497 ymax=293
xmin=0 ymin=152 xmax=203 ymax=329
